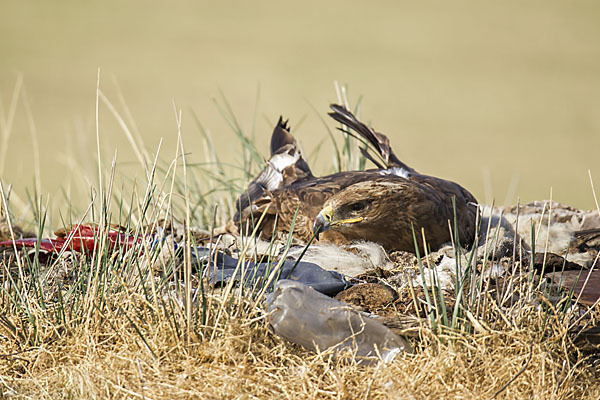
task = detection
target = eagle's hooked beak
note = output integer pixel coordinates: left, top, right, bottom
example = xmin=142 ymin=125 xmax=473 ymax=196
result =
xmin=313 ymin=205 xmax=333 ymax=240
xmin=313 ymin=204 xmax=364 ymax=240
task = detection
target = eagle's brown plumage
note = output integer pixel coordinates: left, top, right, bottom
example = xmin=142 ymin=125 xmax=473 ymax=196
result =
xmin=314 ymin=177 xmax=477 ymax=253
xmin=233 ymin=105 xmax=478 ymax=253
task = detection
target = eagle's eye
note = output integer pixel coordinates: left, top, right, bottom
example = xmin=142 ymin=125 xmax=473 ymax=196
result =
xmin=348 ymin=200 xmax=369 ymax=213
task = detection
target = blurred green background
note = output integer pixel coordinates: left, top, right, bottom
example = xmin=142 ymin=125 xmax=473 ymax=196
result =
xmin=1 ymin=0 xmax=600 ymax=220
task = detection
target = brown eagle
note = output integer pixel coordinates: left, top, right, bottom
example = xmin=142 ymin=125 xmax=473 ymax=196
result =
xmin=233 ymin=105 xmax=478 ymax=253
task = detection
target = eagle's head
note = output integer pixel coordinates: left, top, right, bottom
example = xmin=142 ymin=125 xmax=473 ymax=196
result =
xmin=312 ymin=180 xmax=409 ymax=249
xmin=312 ymin=177 xmax=478 ymax=253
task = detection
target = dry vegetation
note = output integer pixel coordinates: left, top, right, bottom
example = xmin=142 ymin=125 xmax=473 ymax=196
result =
xmin=1 ymin=284 xmax=599 ymax=399
xmin=1 ymin=86 xmax=600 ymax=399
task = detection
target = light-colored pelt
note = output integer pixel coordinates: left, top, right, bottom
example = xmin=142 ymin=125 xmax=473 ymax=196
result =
xmin=286 ymin=241 xmax=394 ymax=277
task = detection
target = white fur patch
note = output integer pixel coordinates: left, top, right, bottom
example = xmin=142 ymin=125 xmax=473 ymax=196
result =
xmin=412 ymin=255 xmax=458 ymax=290
xmin=286 ymin=241 xmax=394 ymax=277
xmin=380 ymin=167 xmax=410 ymax=178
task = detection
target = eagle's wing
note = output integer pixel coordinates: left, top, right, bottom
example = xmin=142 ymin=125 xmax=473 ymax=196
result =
xmin=233 ymin=117 xmax=313 ymax=222
xmin=328 ymin=104 xmax=417 ymax=177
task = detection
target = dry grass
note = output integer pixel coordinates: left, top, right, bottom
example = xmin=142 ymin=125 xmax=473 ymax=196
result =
xmin=1 ymin=85 xmax=600 ymax=399
xmin=1 ymin=292 xmax=599 ymax=399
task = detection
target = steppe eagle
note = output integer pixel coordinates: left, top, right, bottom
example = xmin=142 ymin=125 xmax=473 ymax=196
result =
xmin=233 ymin=105 xmax=478 ymax=253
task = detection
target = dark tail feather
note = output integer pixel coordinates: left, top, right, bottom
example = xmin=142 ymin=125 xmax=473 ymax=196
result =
xmin=328 ymin=104 xmax=416 ymax=175
xmin=358 ymin=145 xmax=385 ymax=169
xmin=329 ymin=104 xmax=385 ymax=159
xmin=270 ymin=117 xmax=295 ymax=156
